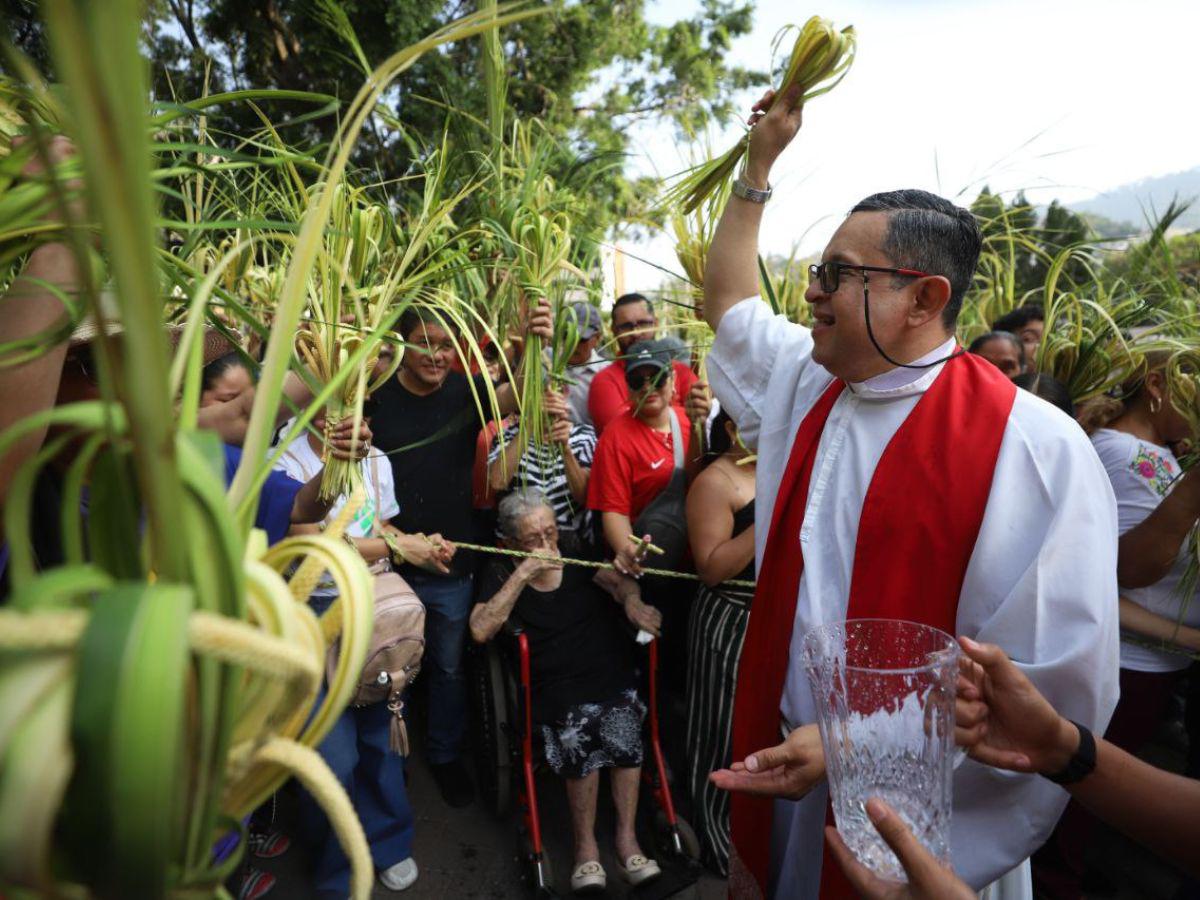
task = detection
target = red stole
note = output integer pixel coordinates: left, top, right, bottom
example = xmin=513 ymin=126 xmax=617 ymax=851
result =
xmin=728 ymin=352 xmax=1017 ymax=898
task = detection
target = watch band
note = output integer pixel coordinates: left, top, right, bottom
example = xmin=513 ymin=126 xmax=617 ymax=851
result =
xmin=1041 ymin=720 xmax=1096 ymax=785
xmin=732 ymin=176 xmax=772 ymax=204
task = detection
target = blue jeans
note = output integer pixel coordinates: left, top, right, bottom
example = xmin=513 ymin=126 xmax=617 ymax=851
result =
xmin=406 ymin=571 xmax=473 ymax=765
xmin=298 ymin=695 xmax=415 ymax=895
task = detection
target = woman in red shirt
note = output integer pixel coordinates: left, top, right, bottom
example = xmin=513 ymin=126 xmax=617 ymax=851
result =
xmin=588 ymin=339 xmax=709 ymax=575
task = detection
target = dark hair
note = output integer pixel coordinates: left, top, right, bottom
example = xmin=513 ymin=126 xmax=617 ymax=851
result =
xmin=992 ymin=304 xmax=1045 ymax=334
xmin=968 ymin=331 xmax=1025 ymax=367
xmin=613 ymin=292 xmax=653 ymax=316
xmin=708 ymin=408 xmax=735 ymax=457
xmin=1013 ymin=372 xmax=1074 ymax=418
xmin=398 ymin=307 xmax=455 ymax=340
xmin=849 ymin=189 xmax=982 ymax=328
xmin=201 ymin=351 xmax=248 ymax=393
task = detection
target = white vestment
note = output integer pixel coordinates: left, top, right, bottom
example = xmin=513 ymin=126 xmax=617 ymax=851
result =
xmin=707 ymin=298 xmax=1120 ymax=899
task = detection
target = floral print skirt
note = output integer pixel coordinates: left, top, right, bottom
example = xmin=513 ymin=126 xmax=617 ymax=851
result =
xmin=540 ymin=688 xmax=646 ymax=779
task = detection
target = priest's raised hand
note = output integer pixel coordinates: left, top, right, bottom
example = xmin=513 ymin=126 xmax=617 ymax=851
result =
xmin=709 ymin=722 xmax=824 ymax=801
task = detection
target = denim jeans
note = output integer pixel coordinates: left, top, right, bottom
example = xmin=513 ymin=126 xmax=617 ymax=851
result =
xmin=406 ymin=571 xmax=473 ymax=765
xmin=298 ymin=693 xmax=415 ymax=895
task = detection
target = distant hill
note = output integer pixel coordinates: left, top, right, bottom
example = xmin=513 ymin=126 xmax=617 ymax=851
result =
xmin=1070 ymin=167 xmax=1200 ymax=234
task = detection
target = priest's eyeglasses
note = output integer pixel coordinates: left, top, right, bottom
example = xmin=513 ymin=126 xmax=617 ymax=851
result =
xmin=808 ymin=261 xmax=932 ymax=294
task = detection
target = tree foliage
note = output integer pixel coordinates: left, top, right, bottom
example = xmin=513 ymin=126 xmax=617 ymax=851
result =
xmin=971 ymin=186 xmax=1094 ymax=299
xmin=3 ymin=0 xmax=760 ymax=235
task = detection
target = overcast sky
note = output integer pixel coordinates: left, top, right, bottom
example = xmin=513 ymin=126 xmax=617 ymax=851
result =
xmin=617 ymin=0 xmax=1200 ymax=292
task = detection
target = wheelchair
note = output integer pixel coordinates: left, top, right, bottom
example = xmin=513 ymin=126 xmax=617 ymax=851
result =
xmin=468 ymin=621 xmax=701 ymax=897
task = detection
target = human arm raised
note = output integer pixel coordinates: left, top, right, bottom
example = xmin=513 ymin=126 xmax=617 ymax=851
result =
xmin=553 ymin=417 xmax=591 ymax=505
xmin=487 ymin=426 xmax=527 ymax=493
xmin=1115 ymin=467 xmax=1200 ymax=588
xmin=491 ymin=296 xmax=554 ymax=418
xmin=288 ymin=419 xmax=372 ymax=524
xmin=702 ymin=86 xmax=803 ymax=333
xmin=956 ymin=636 xmax=1200 ymax=877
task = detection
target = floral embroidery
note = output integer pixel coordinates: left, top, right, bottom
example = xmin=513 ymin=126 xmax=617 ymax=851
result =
xmin=1130 ymin=445 xmax=1179 ymax=497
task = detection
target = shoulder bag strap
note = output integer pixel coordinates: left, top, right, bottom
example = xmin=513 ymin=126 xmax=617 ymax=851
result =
xmin=668 ymin=407 xmax=684 ymax=472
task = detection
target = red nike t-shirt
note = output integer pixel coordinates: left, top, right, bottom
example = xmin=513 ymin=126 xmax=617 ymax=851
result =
xmin=588 ymin=405 xmax=690 ymax=520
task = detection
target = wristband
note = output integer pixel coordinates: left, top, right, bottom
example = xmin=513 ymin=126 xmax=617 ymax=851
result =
xmin=1041 ymin=720 xmax=1096 ymax=785
xmin=732 ymin=176 xmax=772 ymax=204
xmin=381 ymin=531 xmax=406 ymax=567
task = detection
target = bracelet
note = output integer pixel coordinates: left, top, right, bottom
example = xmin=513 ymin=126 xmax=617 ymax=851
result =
xmin=381 ymin=531 xmax=406 ymax=567
xmin=732 ymin=176 xmax=772 ymax=204
xmin=1041 ymin=720 xmax=1096 ymax=785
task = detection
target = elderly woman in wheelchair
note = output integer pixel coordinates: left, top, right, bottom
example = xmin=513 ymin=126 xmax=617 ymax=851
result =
xmin=470 ymin=488 xmax=664 ymax=894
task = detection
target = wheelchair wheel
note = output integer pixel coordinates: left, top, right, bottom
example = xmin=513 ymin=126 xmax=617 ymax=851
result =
xmin=517 ymin=831 xmax=558 ymax=897
xmin=468 ymin=641 xmax=513 ymax=818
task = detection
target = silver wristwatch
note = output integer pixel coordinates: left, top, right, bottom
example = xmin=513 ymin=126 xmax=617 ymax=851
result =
xmin=731 ymin=176 xmax=772 ymax=204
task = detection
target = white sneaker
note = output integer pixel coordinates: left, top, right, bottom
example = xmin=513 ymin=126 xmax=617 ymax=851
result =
xmin=379 ymin=858 xmax=419 ymax=891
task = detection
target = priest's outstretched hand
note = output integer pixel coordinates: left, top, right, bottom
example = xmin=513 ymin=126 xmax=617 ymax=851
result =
xmin=709 ymin=722 xmax=824 ymax=800
xmin=825 ymin=799 xmax=976 ymax=899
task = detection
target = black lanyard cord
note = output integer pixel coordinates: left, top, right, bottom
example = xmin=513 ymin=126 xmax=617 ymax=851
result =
xmin=862 ymin=280 xmax=965 ymax=370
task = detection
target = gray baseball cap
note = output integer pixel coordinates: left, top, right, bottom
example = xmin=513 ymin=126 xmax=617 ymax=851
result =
xmin=568 ymin=301 xmax=602 ymax=340
xmin=624 ymin=339 xmax=674 ymax=379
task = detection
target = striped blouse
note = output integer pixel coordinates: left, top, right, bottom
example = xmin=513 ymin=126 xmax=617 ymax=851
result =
xmin=487 ymin=421 xmax=597 ymax=535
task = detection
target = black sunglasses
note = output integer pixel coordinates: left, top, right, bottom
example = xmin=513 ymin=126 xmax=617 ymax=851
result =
xmin=625 ymin=368 xmax=667 ymax=391
xmin=808 ymin=261 xmax=931 ymax=294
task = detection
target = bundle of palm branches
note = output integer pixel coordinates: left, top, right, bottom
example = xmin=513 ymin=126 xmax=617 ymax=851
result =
xmin=0 ymin=3 xmax=541 ymax=899
xmin=658 ymin=16 xmax=855 ymax=215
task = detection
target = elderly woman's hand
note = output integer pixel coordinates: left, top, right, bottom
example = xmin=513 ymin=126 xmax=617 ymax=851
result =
xmin=623 ymin=595 xmax=662 ymax=636
xmin=517 ymin=551 xmax=563 ymax=582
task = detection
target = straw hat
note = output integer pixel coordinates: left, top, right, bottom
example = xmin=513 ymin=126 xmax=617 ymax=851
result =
xmin=166 ymin=324 xmax=241 ymax=367
xmin=67 ymin=287 xmax=123 ymax=346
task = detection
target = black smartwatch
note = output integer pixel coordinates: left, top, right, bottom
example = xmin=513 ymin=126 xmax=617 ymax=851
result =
xmin=1041 ymin=720 xmax=1096 ymax=785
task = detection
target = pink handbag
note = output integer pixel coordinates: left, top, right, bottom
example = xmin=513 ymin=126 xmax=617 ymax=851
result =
xmin=323 ymin=453 xmax=426 ymax=754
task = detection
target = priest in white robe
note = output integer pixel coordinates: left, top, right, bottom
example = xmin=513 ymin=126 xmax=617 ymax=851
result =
xmin=703 ymin=86 xmax=1120 ymax=899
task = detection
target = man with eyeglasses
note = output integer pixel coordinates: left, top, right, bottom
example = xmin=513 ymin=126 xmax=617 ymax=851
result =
xmin=587 ymin=293 xmax=709 ymax=434
xmin=702 ymin=87 xmax=1119 ymax=900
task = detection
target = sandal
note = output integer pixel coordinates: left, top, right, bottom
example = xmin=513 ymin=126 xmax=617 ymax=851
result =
xmin=617 ymin=854 xmax=661 ymax=887
xmin=570 ymin=860 xmax=606 ymax=894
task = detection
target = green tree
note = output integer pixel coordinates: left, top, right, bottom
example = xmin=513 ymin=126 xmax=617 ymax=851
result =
xmin=3 ymin=0 xmax=760 ymax=235
xmin=971 ymin=186 xmax=1095 ymax=301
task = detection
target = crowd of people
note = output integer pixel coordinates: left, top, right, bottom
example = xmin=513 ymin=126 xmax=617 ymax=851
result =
xmin=4 ymin=113 xmax=1200 ymax=900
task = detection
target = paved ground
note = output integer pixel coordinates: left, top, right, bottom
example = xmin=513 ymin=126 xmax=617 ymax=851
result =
xmin=244 ymin=696 xmax=725 ymax=899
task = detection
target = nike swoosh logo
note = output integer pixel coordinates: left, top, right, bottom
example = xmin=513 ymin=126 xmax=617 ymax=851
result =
xmin=650 ymin=460 xmax=665 ymax=470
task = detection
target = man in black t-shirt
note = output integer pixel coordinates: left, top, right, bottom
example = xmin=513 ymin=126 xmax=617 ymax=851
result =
xmin=368 ymin=303 xmax=551 ymax=807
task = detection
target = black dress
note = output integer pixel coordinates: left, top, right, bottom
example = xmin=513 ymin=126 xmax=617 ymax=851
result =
xmin=478 ymin=561 xmax=646 ymax=777
xmin=684 ymin=498 xmax=755 ymax=875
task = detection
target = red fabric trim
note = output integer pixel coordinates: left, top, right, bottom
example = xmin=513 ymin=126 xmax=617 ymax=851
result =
xmin=730 ymin=378 xmax=843 ymax=895
xmin=729 ymin=353 xmax=1017 ymax=897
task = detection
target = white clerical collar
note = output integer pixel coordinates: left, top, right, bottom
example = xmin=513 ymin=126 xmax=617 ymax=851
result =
xmin=849 ymin=337 xmax=959 ymax=399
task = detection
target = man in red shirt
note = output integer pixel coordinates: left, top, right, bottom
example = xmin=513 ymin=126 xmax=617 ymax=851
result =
xmin=588 ymin=293 xmax=708 ymax=434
